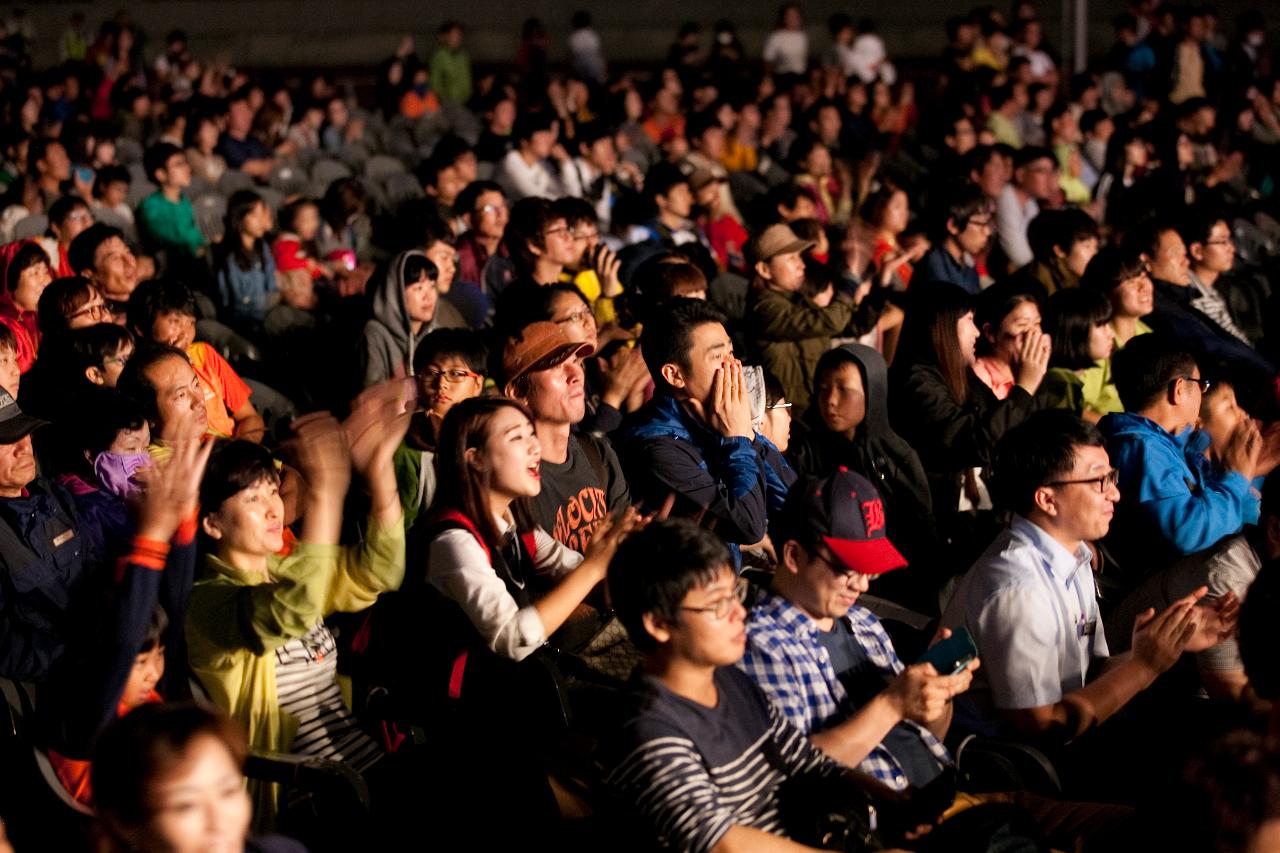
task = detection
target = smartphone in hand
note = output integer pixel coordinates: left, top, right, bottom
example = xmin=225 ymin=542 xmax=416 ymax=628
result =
xmin=917 ymin=627 xmax=977 ymax=676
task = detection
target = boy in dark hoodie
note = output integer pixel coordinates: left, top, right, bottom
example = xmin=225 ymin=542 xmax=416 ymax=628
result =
xmin=359 ymin=250 xmax=467 ymax=387
xmin=789 ymin=344 xmax=943 ymax=610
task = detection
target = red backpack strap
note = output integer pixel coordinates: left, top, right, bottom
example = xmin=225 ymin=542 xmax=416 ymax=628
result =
xmin=520 ymin=530 xmax=539 ymax=564
xmin=427 ymin=508 xmax=491 ymax=561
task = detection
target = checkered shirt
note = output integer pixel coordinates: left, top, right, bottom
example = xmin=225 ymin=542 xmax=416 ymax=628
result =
xmin=738 ymin=588 xmax=952 ymax=791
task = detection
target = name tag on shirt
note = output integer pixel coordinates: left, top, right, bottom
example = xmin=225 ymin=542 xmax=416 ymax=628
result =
xmin=1078 ymin=617 xmax=1097 ymax=638
xmin=51 ymin=529 xmax=75 ymax=548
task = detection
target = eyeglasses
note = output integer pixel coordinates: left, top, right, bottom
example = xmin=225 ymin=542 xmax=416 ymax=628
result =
xmin=68 ymin=301 xmax=112 ymax=322
xmin=1171 ymin=375 xmax=1211 ymax=394
xmin=680 ymin=583 xmax=747 ymax=620
xmin=766 ymin=400 xmax=792 ymax=411
xmin=571 ymin=228 xmax=600 ymax=241
xmin=543 ymin=225 xmax=571 ymax=239
xmin=554 ymin=308 xmax=595 ymax=326
xmin=103 ymin=352 xmax=130 ymax=367
xmin=1047 ymin=467 xmax=1120 ymax=494
xmin=1204 ymin=238 xmax=1235 ymax=247
xmin=479 ymin=203 xmax=508 ymax=215
xmin=966 ymin=217 xmax=994 ymax=229
xmin=419 ymin=368 xmax=479 ymax=385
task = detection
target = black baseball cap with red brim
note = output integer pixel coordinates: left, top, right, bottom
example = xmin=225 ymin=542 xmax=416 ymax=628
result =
xmin=775 ymin=468 xmax=907 ymax=575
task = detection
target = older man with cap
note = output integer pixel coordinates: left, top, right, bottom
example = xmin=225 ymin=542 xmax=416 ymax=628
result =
xmin=745 ymin=222 xmax=859 ymax=417
xmin=0 ymin=389 xmax=106 ymax=680
xmin=740 ymin=469 xmax=974 ymax=791
xmin=504 ymin=320 xmax=630 ymax=553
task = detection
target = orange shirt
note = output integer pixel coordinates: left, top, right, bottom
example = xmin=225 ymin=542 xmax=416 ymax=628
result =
xmin=187 ymin=342 xmax=251 ymax=438
xmin=49 ymin=690 xmax=162 ymax=804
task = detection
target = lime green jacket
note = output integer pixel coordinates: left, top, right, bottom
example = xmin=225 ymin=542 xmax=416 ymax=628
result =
xmin=186 ymin=516 xmax=405 ymax=820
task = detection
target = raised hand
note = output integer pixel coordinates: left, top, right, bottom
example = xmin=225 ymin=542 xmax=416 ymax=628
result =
xmin=344 ymin=378 xmax=414 ymax=481
xmin=1014 ymin=329 xmax=1052 ymax=393
xmin=707 ymin=360 xmax=754 ymax=440
xmin=137 ymin=437 xmax=214 ymax=543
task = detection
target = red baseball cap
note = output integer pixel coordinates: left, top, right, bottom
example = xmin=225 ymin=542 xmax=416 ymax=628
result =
xmin=777 ymin=468 xmax=906 ymax=575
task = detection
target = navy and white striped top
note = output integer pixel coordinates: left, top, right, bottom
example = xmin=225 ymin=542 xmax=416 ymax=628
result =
xmin=604 ymin=666 xmax=843 ymax=853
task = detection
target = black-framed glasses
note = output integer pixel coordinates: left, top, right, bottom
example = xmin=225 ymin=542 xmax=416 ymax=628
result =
xmin=1047 ymin=467 xmax=1120 ymax=494
xmin=680 ymin=583 xmax=747 ymax=620
xmin=1171 ymin=375 xmax=1212 ymax=394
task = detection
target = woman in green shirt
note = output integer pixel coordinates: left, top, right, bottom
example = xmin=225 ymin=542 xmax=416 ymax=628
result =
xmin=1041 ymin=287 xmax=1121 ymax=423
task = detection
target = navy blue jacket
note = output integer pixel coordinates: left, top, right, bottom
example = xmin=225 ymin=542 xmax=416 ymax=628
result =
xmin=0 ymin=479 xmax=105 ymax=681
xmin=617 ymin=390 xmax=794 ymax=565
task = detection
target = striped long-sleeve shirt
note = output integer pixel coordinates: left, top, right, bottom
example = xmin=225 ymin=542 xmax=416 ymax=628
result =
xmin=604 ymin=666 xmax=843 ymax=853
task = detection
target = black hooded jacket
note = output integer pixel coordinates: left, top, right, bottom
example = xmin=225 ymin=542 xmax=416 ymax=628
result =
xmin=788 ymin=344 xmax=944 ymax=608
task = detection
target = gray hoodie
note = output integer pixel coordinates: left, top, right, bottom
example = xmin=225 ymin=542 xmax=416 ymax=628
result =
xmin=360 ymin=249 xmax=466 ymax=386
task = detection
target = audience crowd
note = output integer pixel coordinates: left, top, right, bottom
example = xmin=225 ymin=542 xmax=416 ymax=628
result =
xmin=2 ymin=2 xmax=1280 ymax=850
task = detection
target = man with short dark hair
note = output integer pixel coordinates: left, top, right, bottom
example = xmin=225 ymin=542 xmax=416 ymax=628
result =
xmin=1137 ymin=220 xmax=1273 ymax=391
xmin=136 ymin=142 xmax=207 ymax=260
xmin=631 ymin=163 xmax=700 ymax=247
xmin=941 ymin=410 xmax=1235 ymax=744
xmin=68 ymin=224 xmax=140 ymax=320
xmin=1101 ymin=334 xmax=1260 ymax=580
xmin=618 ymin=298 xmax=793 ymax=566
xmin=915 ymin=182 xmax=994 ymax=294
xmin=116 ymin=343 xmax=210 ymax=446
xmin=504 ymin=321 xmax=630 ymax=552
xmin=995 ymin=145 xmax=1058 ymax=270
xmin=604 ymin=518 xmax=854 ymax=852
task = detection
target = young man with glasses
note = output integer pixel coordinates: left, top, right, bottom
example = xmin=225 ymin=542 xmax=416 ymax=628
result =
xmin=917 ymin=181 xmax=994 ymax=295
xmin=941 ymin=410 xmax=1236 ymax=749
xmin=1101 ymin=333 xmax=1262 ymax=581
xmin=1184 ymin=214 xmax=1252 ymax=345
xmin=605 ymin=517 xmax=855 ymax=852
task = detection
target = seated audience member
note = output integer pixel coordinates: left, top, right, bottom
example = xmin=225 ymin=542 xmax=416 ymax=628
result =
xmin=1137 ymin=220 xmax=1274 ymax=400
xmin=1183 ymin=211 xmax=1253 ymax=346
xmin=91 ymin=165 xmax=134 ymax=231
xmin=127 ymin=278 xmax=265 ymax=442
xmin=217 ymin=91 xmax=276 ymax=178
xmin=941 ymin=411 xmax=1235 ymax=747
xmin=20 ymin=279 xmax=118 ymax=422
xmin=44 ymin=195 xmax=93 ymax=277
xmin=1081 ymin=246 xmax=1153 ymax=350
xmin=68 ymin=323 xmax=134 ymax=389
xmin=551 ymin=197 xmax=623 ymax=317
xmin=504 ymin=321 xmax=631 ymax=552
xmin=971 ymin=282 xmax=1044 ymax=401
xmin=188 ymin=384 xmax=408 ymax=818
xmin=0 ymin=239 xmax=54 ymax=371
xmin=603 ymin=517 xmax=856 ymax=851
xmin=490 ymin=198 xmax=579 ymax=300
xmin=1109 ymin=469 xmax=1280 ymax=707
xmin=91 ymin=704 xmax=306 ymax=853
xmin=67 ymin=224 xmax=141 ymax=321
xmin=116 ymin=343 xmax=211 ymax=448
xmin=495 ymin=112 xmax=574 ymax=201
xmin=215 ymin=190 xmax=276 ymax=328
xmin=914 ymin=182 xmax=993 ymax=295
xmin=994 ymin=146 xmax=1058 ymax=272
xmin=630 ymin=163 xmax=701 ymax=247
xmin=759 ymin=373 xmax=792 ymax=455
xmin=136 ymin=142 xmax=207 ymax=260
xmin=741 ymin=470 xmax=970 ymax=788
xmin=273 ymin=197 xmax=334 ymax=284
xmin=360 ymin=250 xmax=465 ymax=387
xmin=454 ymin=180 xmax=509 ymax=289
xmin=1101 ymin=334 xmax=1260 ymax=582
xmin=1013 ymin=207 xmax=1099 ymax=297
xmin=789 ymin=345 xmax=941 ymax=607
xmin=41 ymin=436 xmax=207 ymax=805
xmin=0 ymin=388 xmax=105 ymax=680
xmin=0 ymin=323 xmax=19 ymax=396
xmin=618 ymin=298 xmax=794 ymax=566
xmin=417 ymin=396 xmax=636 ymax=660
xmin=891 ymin=284 xmax=1045 ymax=565
xmin=1040 ymin=287 xmax=1121 ymax=422
xmin=539 ymin=282 xmax=650 ymax=432
xmin=393 ymin=328 xmax=486 ymax=529
xmin=745 ymin=223 xmax=858 ymax=417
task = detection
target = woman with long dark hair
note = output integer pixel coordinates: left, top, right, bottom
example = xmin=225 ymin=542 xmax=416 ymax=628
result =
xmin=890 ymin=284 xmax=1047 ymax=567
xmin=215 ymin=190 xmax=276 ymax=327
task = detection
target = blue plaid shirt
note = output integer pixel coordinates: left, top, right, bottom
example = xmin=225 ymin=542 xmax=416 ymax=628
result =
xmin=738 ymin=588 xmax=952 ymax=791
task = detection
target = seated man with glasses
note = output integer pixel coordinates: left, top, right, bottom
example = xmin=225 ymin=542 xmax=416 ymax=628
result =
xmin=941 ymin=410 xmax=1236 ymax=754
xmin=1100 ymin=333 xmax=1262 ymax=587
xmin=394 ymin=328 xmax=487 ymax=529
xmin=740 ymin=469 xmax=973 ymax=792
